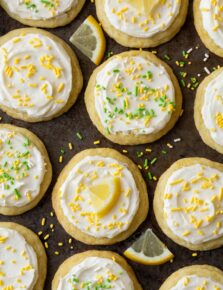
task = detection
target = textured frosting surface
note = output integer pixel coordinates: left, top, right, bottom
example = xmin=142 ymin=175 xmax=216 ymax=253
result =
xmin=0 ymin=128 xmax=45 ymax=208
xmin=95 ymin=55 xmax=175 ymax=135
xmin=200 ymin=0 xmax=223 ymax=49
xmin=202 ymin=71 xmax=223 ymax=146
xmin=57 ymin=257 xmax=134 ymax=290
xmin=0 ymin=227 xmax=38 ymax=290
xmin=60 ymin=155 xmax=139 ymax=239
xmin=164 ymin=163 xmax=223 ymax=244
xmin=1 ymin=0 xmax=78 ymax=20
xmin=104 ymin=0 xmax=181 ymax=38
xmin=0 ymin=33 xmax=72 ymax=119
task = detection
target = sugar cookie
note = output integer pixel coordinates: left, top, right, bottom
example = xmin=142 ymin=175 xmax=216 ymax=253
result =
xmin=85 ymin=50 xmax=182 ymax=145
xmin=154 ymin=157 xmax=223 ymax=251
xmin=0 ymin=28 xmax=83 ymax=122
xmin=52 ymin=148 xmax=149 ymax=245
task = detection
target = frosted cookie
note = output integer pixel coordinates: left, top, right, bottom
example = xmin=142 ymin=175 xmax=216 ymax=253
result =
xmin=159 ymin=265 xmax=223 ymax=290
xmin=95 ymin=0 xmax=189 ymax=48
xmin=154 ymin=157 xmax=223 ymax=251
xmin=195 ymin=67 xmax=223 ymax=154
xmin=194 ymin=0 xmax=223 ymax=57
xmin=0 ymin=28 xmax=83 ymax=122
xmin=0 ymin=124 xmax=52 ymax=216
xmin=0 ymin=0 xmax=86 ymax=28
xmin=85 ymin=50 xmax=182 ymax=145
xmin=52 ymin=148 xmax=149 ymax=245
xmin=0 ymin=222 xmax=47 ymax=290
xmin=52 ymin=250 xmax=142 ymax=290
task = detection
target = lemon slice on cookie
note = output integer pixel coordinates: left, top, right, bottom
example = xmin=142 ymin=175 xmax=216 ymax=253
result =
xmin=70 ymin=15 xmax=106 ymax=65
xmin=127 ymin=0 xmax=159 ymax=14
xmin=89 ymin=177 xmax=121 ymax=218
xmin=124 ymin=229 xmax=174 ymax=265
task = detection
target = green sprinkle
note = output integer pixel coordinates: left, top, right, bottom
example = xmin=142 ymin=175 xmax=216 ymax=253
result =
xmin=148 ymin=172 xmax=153 ymax=180
xmin=76 ymin=132 xmax=83 ymax=140
xmin=14 ymin=189 xmax=21 ymax=199
xmin=134 ymin=86 xmax=138 ymax=96
xmin=151 ymin=158 xmax=158 ymax=165
xmin=164 ymin=54 xmax=171 ymax=61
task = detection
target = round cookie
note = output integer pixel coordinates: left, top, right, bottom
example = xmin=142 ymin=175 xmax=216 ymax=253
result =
xmin=154 ymin=157 xmax=223 ymax=251
xmin=85 ymin=50 xmax=182 ymax=145
xmin=52 ymin=250 xmax=142 ymax=290
xmin=52 ymin=148 xmax=149 ymax=245
xmin=95 ymin=0 xmax=189 ymax=48
xmin=194 ymin=0 xmax=223 ymax=58
xmin=0 ymin=0 xmax=86 ymax=28
xmin=0 ymin=222 xmax=47 ymax=290
xmin=159 ymin=265 xmax=223 ymax=290
xmin=0 ymin=28 xmax=83 ymax=122
xmin=195 ymin=67 xmax=223 ymax=154
xmin=0 ymin=123 xmax=52 ymax=216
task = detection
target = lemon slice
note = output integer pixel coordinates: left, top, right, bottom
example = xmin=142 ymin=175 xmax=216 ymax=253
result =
xmin=124 ymin=229 xmax=174 ymax=265
xmin=89 ymin=177 xmax=121 ymax=218
xmin=69 ymin=15 xmax=106 ymax=65
xmin=127 ymin=0 xmax=159 ymax=14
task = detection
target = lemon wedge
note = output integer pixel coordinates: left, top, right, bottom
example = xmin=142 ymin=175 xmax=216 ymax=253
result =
xmin=124 ymin=229 xmax=174 ymax=265
xmin=69 ymin=15 xmax=106 ymax=65
xmin=89 ymin=177 xmax=121 ymax=218
xmin=127 ymin=0 xmax=159 ymax=14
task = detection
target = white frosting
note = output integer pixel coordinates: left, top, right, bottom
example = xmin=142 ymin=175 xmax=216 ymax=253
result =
xmin=164 ymin=163 xmax=223 ymax=244
xmin=0 ymin=128 xmax=45 ymax=207
xmin=104 ymin=0 xmax=181 ymax=38
xmin=60 ymin=155 xmax=139 ymax=239
xmin=202 ymin=71 xmax=223 ymax=146
xmin=0 ymin=33 xmax=72 ymax=119
xmin=0 ymin=227 xmax=38 ymax=290
xmin=95 ymin=55 xmax=175 ymax=135
xmin=200 ymin=0 xmax=223 ymax=49
xmin=57 ymin=257 xmax=134 ymax=290
xmin=2 ymin=0 xmax=78 ymax=20
xmin=171 ymin=275 xmax=223 ymax=290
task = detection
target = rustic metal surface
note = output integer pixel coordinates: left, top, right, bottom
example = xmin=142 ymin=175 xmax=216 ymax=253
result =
xmin=0 ymin=1 xmax=223 ymax=289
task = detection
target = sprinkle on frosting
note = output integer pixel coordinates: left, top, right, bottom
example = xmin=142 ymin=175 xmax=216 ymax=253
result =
xmin=202 ymin=71 xmax=223 ymax=146
xmin=170 ymin=274 xmax=223 ymax=290
xmin=164 ymin=163 xmax=223 ymax=244
xmin=0 ymin=128 xmax=45 ymax=208
xmin=60 ymin=155 xmax=139 ymax=239
xmin=57 ymin=257 xmax=134 ymax=290
xmin=0 ymin=32 xmax=72 ymax=119
xmin=1 ymin=0 xmax=78 ymax=20
xmin=0 ymin=227 xmax=38 ymax=289
xmin=104 ymin=0 xmax=181 ymax=38
xmin=95 ymin=55 xmax=176 ymax=135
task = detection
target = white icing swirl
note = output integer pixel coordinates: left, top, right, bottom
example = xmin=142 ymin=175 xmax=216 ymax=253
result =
xmin=164 ymin=163 xmax=223 ymax=244
xmin=57 ymin=257 xmax=134 ymax=290
xmin=202 ymin=71 xmax=223 ymax=146
xmin=0 ymin=227 xmax=38 ymax=290
xmin=200 ymin=0 xmax=223 ymax=49
xmin=104 ymin=0 xmax=181 ymax=38
xmin=60 ymin=155 xmax=139 ymax=239
xmin=171 ymin=275 xmax=223 ymax=290
xmin=0 ymin=128 xmax=45 ymax=207
xmin=0 ymin=33 xmax=72 ymax=119
xmin=1 ymin=0 xmax=78 ymax=20
xmin=95 ymin=56 xmax=175 ymax=135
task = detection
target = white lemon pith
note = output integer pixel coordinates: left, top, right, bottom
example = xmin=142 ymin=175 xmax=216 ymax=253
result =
xmin=124 ymin=229 xmax=174 ymax=265
xmin=69 ymin=15 xmax=106 ymax=65
xmin=127 ymin=0 xmax=159 ymax=13
xmin=89 ymin=177 xmax=121 ymax=218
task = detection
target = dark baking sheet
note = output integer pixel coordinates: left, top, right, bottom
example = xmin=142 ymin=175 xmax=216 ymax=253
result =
xmin=1 ymin=1 xmax=223 ymax=289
